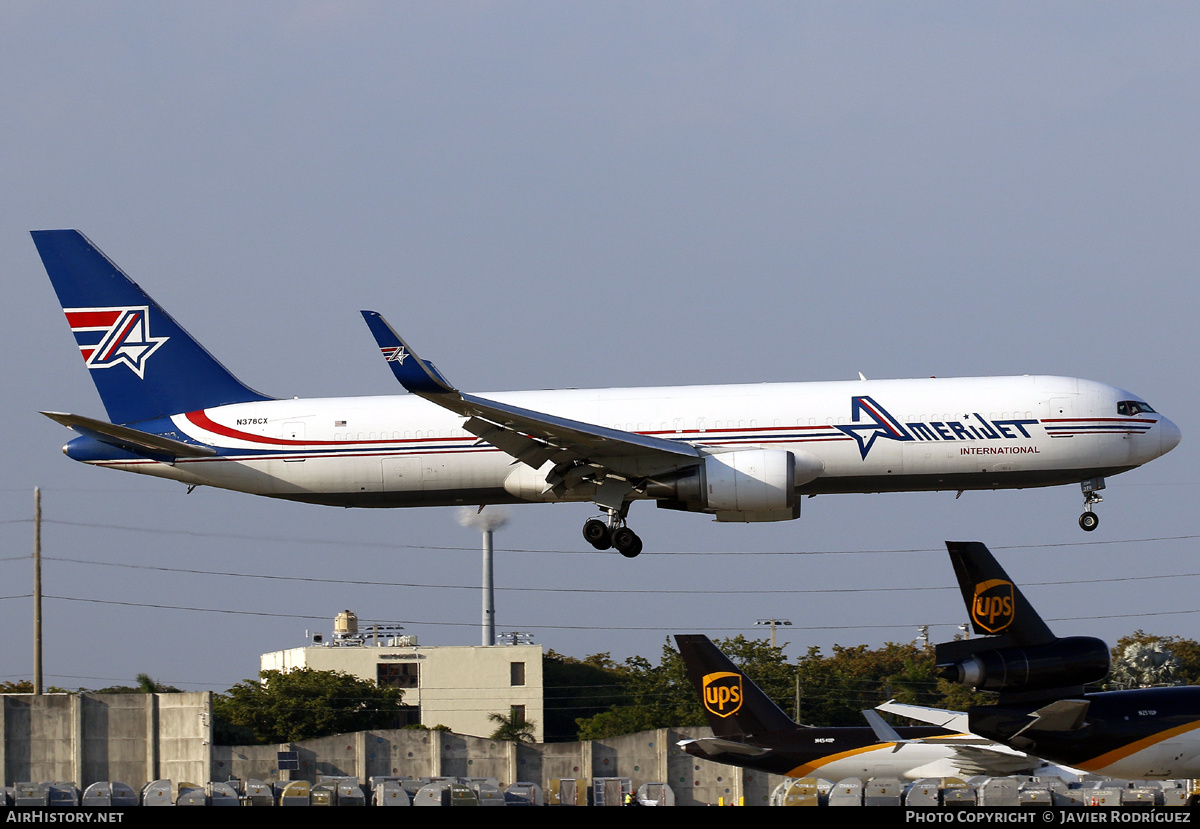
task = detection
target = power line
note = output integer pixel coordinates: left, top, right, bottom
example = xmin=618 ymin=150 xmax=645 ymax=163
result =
xmin=26 ymin=554 xmax=1200 ymax=596
xmin=42 ymin=593 xmax=1200 ymax=632
xmin=6 ymin=518 xmax=1197 ymax=557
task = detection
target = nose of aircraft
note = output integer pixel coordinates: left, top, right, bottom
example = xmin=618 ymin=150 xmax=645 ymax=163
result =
xmin=1158 ymin=416 xmax=1182 ymax=456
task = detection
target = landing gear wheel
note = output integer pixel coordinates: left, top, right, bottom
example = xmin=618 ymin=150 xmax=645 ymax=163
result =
xmin=1079 ymin=512 xmax=1099 ymax=532
xmin=612 ymin=527 xmax=643 ymax=558
xmin=583 ymin=519 xmax=612 ymax=550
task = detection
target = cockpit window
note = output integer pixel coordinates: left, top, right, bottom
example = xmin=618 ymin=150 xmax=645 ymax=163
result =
xmin=1117 ymin=400 xmax=1156 ymax=416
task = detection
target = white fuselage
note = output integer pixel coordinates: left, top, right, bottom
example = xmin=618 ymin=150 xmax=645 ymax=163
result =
xmin=70 ymin=374 xmax=1179 ymax=511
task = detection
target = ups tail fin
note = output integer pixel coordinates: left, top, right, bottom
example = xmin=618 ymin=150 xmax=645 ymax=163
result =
xmin=937 ymin=542 xmax=1110 ymax=701
xmin=675 ymin=634 xmax=796 ymax=739
xmin=32 ymin=230 xmax=272 ymax=425
xmin=945 ymin=541 xmax=1055 ymax=646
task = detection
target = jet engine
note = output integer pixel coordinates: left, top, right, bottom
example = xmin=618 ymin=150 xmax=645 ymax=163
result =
xmin=937 ymin=636 xmax=1110 ymax=693
xmin=504 ymin=447 xmax=822 ymax=523
xmin=653 ymin=448 xmax=822 ymax=522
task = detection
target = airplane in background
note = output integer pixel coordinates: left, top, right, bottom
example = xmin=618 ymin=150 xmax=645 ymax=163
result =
xmin=673 ymin=634 xmax=1057 ymax=780
xmin=33 ymin=230 xmax=1181 ymax=557
xmin=879 ymin=542 xmax=1200 ymax=780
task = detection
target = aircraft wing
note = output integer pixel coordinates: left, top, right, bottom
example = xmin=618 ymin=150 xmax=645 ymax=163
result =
xmin=943 ymin=743 xmax=1047 ymax=777
xmin=42 ymin=411 xmax=217 ymax=462
xmin=361 ymin=311 xmax=702 ymax=480
xmin=872 ymin=703 xmax=1057 ymax=777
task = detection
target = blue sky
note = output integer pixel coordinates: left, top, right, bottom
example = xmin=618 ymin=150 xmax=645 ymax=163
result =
xmin=1 ymin=2 xmax=1197 ymax=692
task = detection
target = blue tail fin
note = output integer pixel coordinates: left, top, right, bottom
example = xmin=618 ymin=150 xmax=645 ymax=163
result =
xmin=32 ymin=230 xmax=272 ymax=425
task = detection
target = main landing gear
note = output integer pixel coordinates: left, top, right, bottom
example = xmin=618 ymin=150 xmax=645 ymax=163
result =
xmin=1079 ymin=477 xmax=1104 ymax=532
xmin=582 ymin=509 xmax=643 ymax=558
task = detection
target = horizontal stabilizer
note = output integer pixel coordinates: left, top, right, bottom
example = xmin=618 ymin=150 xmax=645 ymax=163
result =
xmin=677 ymin=737 xmax=772 ymax=759
xmin=876 ymin=700 xmax=971 ymax=734
xmin=1022 ymin=699 xmax=1091 ymax=734
xmin=42 ymin=411 xmax=216 ymax=461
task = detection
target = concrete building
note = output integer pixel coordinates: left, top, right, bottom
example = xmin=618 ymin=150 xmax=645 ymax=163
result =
xmin=260 ymin=612 xmax=544 ymax=742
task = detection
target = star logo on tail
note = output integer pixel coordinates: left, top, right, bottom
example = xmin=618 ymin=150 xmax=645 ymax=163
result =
xmin=381 ymin=345 xmax=409 ymax=365
xmin=64 ymin=306 xmax=169 ymax=379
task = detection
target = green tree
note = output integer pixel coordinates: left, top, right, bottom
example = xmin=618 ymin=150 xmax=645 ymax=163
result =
xmin=488 ymin=709 xmax=537 ymax=743
xmin=1108 ymin=633 xmax=1200 ymax=686
xmin=793 ymin=641 xmax=990 ymax=726
xmin=542 ymin=650 xmax=628 ymax=741
xmin=213 ymin=668 xmax=407 ymax=745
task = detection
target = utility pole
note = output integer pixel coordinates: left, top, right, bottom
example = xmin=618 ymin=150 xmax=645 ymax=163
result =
xmin=33 ymin=487 xmax=43 ymax=695
xmin=755 ymin=617 xmax=792 ymax=649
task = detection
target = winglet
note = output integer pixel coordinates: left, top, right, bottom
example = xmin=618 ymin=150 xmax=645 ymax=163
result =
xmin=360 ymin=311 xmax=456 ymax=395
xmin=861 ymin=708 xmax=904 ymax=743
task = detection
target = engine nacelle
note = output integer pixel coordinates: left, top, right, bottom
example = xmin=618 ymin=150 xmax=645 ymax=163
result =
xmin=937 ymin=636 xmax=1110 ymax=692
xmin=506 ymin=448 xmax=821 ymax=523
xmin=657 ymin=449 xmax=815 ymax=522
xmin=703 ymin=449 xmax=795 ymax=513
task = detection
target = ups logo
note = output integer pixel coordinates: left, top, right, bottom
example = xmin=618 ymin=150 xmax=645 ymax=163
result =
xmin=702 ymin=671 xmax=743 ymax=718
xmin=971 ymin=578 xmax=1015 ymax=633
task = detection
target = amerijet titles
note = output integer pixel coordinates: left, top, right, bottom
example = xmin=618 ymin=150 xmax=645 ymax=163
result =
xmin=838 ymin=395 xmax=1044 ymax=459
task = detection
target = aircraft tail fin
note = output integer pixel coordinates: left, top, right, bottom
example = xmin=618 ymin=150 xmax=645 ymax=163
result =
xmin=32 ymin=230 xmax=272 ymax=425
xmin=675 ymin=634 xmax=796 ymax=739
xmin=935 ymin=541 xmax=1110 ymax=702
xmin=945 ymin=541 xmax=1056 ymax=646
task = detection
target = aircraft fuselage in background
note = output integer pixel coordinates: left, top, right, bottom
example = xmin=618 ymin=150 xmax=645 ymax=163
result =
xmin=674 ymin=634 xmax=1047 ymax=780
xmin=880 ymin=542 xmax=1200 ymax=780
xmin=971 ymin=687 xmax=1200 ymax=780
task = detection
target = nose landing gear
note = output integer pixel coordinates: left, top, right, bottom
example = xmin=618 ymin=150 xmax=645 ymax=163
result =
xmin=1079 ymin=477 xmax=1104 ymax=532
xmin=582 ymin=509 xmax=643 ymax=557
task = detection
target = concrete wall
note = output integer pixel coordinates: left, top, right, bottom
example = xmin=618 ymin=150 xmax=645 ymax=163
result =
xmin=211 ymin=726 xmax=780 ymax=805
xmin=0 ymin=698 xmax=777 ymax=804
xmin=0 ymin=692 xmax=211 ymax=790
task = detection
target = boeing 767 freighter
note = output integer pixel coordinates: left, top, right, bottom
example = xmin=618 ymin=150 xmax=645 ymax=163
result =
xmin=33 ymin=230 xmax=1181 ymax=556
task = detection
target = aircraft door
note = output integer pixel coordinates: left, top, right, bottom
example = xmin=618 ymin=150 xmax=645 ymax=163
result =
xmin=383 ymin=457 xmax=423 ymax=492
